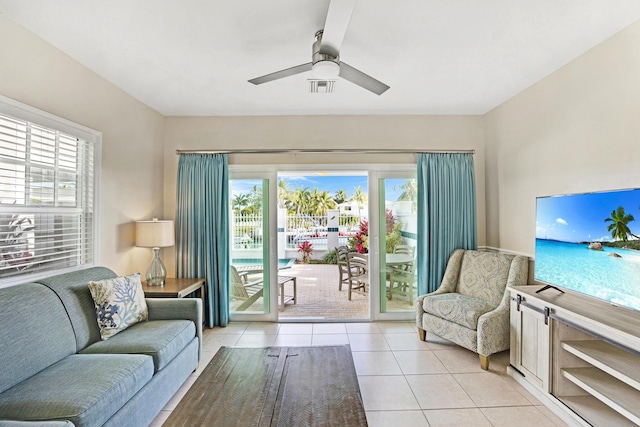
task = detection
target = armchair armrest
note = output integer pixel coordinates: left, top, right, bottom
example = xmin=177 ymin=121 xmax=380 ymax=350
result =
xmin=414 ymin=287 xmax=451 ymax=329
xmin=146 ymin=298 xmax=203 ymax=361
xmin=476 ymin=302 xmax=510 ymax=356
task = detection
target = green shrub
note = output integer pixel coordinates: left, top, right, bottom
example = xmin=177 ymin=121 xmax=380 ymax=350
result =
xmin=323 ymin=249 xmax=338 ymax=264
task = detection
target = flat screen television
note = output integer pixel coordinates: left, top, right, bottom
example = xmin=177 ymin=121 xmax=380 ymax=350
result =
xmin=535 ymin=188 xmax=640 ymax=312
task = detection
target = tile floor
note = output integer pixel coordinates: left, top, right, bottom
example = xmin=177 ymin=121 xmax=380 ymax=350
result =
xmin=150 ymin=322 xmax=569 ymax=427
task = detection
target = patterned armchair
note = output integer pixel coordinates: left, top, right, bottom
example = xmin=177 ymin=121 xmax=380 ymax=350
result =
xmin=415 ymin=249 xmax=529 ymax=370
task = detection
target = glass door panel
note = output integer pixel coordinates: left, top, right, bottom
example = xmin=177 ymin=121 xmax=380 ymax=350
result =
xmin=229 ymin=178 xmax=271 ymax=315
xmin=379 ymin=176 xmax=417 ymax=314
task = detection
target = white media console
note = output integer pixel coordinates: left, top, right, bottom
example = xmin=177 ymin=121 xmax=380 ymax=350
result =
xmin=509 ymin=285 xmax=640 ymax=426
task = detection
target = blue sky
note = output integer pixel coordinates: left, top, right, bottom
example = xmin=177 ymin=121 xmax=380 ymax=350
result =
xmin=536 ymin=188 xmax=640 ymax=242
xmin=231 ymin=175 xmax=408 ymax=202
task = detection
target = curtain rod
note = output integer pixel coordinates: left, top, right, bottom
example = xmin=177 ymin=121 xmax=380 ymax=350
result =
xmin=175 ymin=148 xmax=475 ymax=155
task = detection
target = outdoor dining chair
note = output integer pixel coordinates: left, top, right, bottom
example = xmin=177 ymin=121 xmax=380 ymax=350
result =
xmin=345 ymin=252 xmax=368 ymax=301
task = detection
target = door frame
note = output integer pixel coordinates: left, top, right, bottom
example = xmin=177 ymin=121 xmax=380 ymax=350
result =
xmin=229 ymin=163 xmax=416 ymax=322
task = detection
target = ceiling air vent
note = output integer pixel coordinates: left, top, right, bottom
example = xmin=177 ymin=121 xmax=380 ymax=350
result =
xmin=308 ymin=79 xmax=336 ymax=93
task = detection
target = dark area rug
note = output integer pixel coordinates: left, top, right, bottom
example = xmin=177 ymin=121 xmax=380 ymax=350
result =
xmin=164 ymin=345 xmax=367 ymax=427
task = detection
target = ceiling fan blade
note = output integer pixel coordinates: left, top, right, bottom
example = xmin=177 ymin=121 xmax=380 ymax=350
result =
xmin=319 ymin=0 xmax=357 ymax=57
xmin=248 ymin=63 xmax=313 ymax=85
xmin=339 ymin=62 xmax=390 ymax=95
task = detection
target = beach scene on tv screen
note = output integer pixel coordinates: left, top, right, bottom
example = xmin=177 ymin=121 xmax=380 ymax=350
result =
xmin=535 ymin=188 xmax=640 ymax=311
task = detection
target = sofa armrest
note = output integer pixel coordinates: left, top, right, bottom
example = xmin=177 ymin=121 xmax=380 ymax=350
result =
xmin=146 ymin=298 xmax=202 ymax=361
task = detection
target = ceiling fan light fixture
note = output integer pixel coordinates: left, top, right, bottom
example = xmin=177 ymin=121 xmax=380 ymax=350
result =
xmin=312 ymin=60 xmax=340 ymax=79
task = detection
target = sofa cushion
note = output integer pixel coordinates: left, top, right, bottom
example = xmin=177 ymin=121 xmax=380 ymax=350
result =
xmin=80 ymin=320 xmax=195 ymax=372
xmin=87 ymin=273 xmax=148 ymax=340
xmin=0 ymin=354 xmax=153 ymax=427
xmin=422 ymin=293 xmax=496 ymax=330
xmin=0 ymin=283 xmax=76 ymax=395
xmin=37 ymin=267 xmax=118 ymax=351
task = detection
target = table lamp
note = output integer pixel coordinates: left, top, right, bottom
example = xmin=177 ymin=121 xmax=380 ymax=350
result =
xmin=135 ymin=218 xmax=175 ymax=286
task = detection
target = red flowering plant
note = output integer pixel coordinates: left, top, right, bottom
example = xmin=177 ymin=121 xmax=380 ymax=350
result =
xmin=348 ymin=220 xmax=369 ymax=254
xmin=348 ymin=209 xmax=401 ymax=254
xmin=297 ymin=240 xmax=313 ymax=263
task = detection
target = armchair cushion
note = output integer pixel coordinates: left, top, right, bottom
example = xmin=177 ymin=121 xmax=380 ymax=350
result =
xmin=422 ymin=293 xmax=496 ymax=330
xmin=457 ymin=251 xmax=513 ymax=306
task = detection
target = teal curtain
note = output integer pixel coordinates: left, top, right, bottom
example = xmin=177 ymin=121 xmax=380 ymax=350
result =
xmin=417 ymin=153 xmax=477 ymax=294
xmin=175 ymin=154 xmax=229 ymax=327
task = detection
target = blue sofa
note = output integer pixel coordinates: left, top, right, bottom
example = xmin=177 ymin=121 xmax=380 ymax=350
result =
xmin=0 ymin=267 xmax=202 ymax=427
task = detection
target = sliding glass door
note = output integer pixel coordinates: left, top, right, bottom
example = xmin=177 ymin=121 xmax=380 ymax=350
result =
xmin=370 ymin=171 xmax=417 ymax=320
xmin=229 ymin=165 xmax=416 ymax=322
xmin=229 ymin=172 xmax=278 ymax=321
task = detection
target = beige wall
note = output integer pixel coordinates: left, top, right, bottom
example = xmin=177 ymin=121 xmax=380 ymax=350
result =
xmin=0 ymin=15 xmax=166 ymax=276
xmin=162 ymin=115 xmax=487 ymax=275
xmin=484 ymin=20 xmax=640 ymax=257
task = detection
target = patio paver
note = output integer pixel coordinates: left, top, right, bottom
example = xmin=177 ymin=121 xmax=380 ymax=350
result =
xmin=230 ymin=263 xmax=414 ymax=319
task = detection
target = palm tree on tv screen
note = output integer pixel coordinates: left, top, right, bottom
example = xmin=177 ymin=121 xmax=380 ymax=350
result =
xmin=605 ymin=206 xmax=639 ymax=241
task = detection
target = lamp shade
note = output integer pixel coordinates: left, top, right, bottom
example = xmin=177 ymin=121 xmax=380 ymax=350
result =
xmin=135 ymin=219 xmax=175 ymax=248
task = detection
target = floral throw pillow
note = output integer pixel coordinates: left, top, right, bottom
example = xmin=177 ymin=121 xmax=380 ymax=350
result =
xmin=87 ymin=273 xmax=148 ymax=340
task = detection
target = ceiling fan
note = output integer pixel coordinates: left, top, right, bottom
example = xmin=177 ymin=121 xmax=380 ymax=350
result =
xmin=248 ymin=0 xmax=390 ymax=95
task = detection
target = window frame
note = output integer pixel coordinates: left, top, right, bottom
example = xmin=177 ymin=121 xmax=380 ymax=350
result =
xmin=0 ymin=95 xmax=101 ymax=287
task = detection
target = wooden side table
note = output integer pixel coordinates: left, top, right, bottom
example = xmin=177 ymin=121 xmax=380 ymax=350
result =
xmin=277 ymin=276 xmax=296 ymax=312
xmin=141 ymin=278 xmax=206 ymax=309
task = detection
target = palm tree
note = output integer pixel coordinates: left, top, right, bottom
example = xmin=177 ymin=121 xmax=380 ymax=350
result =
xmin=312 ymin=189 xmax=337 ymax=215
xmin=350 ymin=186 xmax=367 ymax=219
xmin=334 ymin=189 xmax=348 ymax=205
xmin=246 ymin=185 xmax=263 ymax=215
xmin=292 ymin=187 xmax=312 ymax=216
xmin=277 ymin=178 xmax=292 ymax=209
xmin=394 ymin=179 xmax=417 ymax=212
xmin=232 ymin=194 xmax=250 ymax=214
xmin=605 ymin=206 xmax=639 ymax=241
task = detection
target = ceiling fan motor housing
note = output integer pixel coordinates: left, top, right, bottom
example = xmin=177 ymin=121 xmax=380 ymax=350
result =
xmin=312 ymin=30 xmax=340 ymax=79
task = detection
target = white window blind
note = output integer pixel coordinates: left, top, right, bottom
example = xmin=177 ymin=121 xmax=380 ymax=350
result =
xmin=0 ymin=106 xmax=96 ymax=280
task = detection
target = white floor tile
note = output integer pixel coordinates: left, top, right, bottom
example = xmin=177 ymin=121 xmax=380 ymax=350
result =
xmin=377 ymin=322 xmax=416 ymax=334
xmin=273 ymin=334 xmax=313 ymax=347
xmin=433 ymin=348 xmax=487 ymax=373
xmin=346 ymin=322 xmax=382 ymax=334
xmin=453 ymin=373 xmax=532 ymax=407
xmin=358 ymin=375 xmax=421 ymax=411
xmin=366 ymin=410 xmax=430 ymax=427
xmin=202 ymin=334 xmax=239 ymax=352
xmin=207 ymin=323 xmax=248 ymax=335
xmin=348 ymin=333 xmax=391 ymax=351
xmin=313 ymin=323 xmax=347 ymax=334
xmin=352 ymin=351 xmax=403 ymax=376
xmin=244 ymin=322 xmax=280 ymax=334
xmin=384 ymin=332 xmax=431 ymax=351
xmin=405 ymin=374 xmax=476 ymax=409
xmin=278 ymin=323 xmax=313 ymax=334
xmin=311 ymin=333 xmax=349 ymax=346
xmin=234 ymin=334 xmax=277 ymax=347
xmin=481 ymin=406 xmax=558 ymax=427
xmin=393 ymin=350 xmax=449 ymax=375
xmin=423 ymin=408 xmax=493 ymax=427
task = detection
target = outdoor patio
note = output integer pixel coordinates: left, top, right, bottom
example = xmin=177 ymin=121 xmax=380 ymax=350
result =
xmin=230 ymin=263 xmax=415 ymax=319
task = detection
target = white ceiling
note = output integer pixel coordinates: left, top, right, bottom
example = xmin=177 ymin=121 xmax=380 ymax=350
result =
xmin=2 ymin=0 xmax=640 ymax=116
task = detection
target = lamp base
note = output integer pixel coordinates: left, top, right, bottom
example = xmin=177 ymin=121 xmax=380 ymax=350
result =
xmin=146 ymin=247 xmax=167 ymax=286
